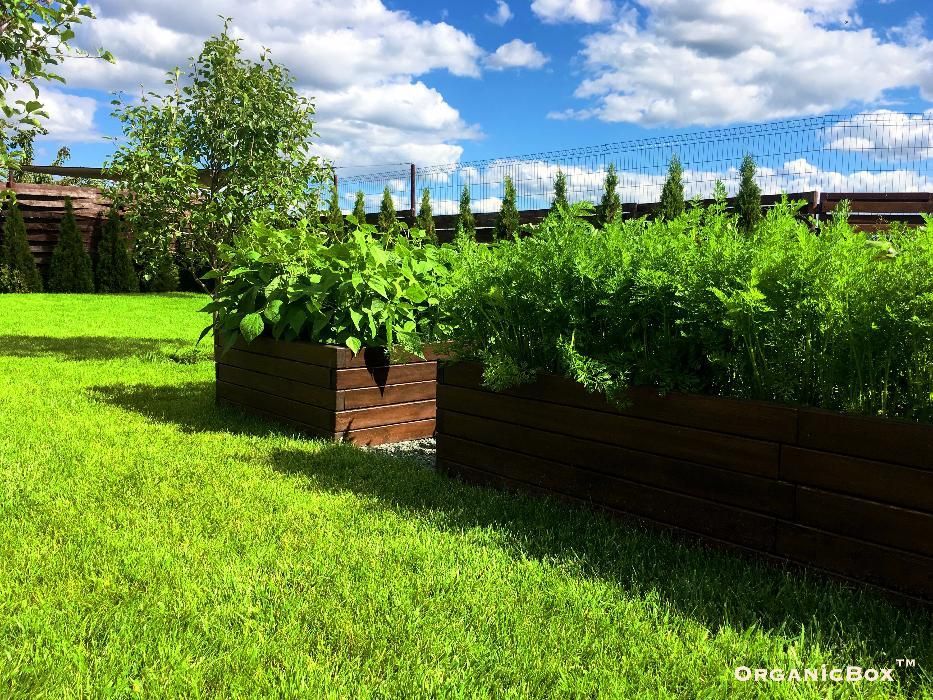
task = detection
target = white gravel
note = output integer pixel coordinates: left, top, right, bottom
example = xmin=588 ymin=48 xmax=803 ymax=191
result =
xmin=366 ymin=437 xmax=436 ymax=469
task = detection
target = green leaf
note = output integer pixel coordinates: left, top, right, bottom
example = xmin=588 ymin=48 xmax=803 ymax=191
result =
xmin=239 ymin=313 xmax=264 ymax=343
xmin=345 ymin=336 xmax=362 ymax=354
xmin=349 ymin=308 xmax=363 ymax=330
xmin=404 ymin=284 xmax=428 ymax=304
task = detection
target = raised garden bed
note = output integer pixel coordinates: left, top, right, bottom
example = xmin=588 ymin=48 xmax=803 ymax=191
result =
xmin=215 ymin=336 xmax=440 ymax=445
xmin=436 ymin=362 xmax=933 ymax=600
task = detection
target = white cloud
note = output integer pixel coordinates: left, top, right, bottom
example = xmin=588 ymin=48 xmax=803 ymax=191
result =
xmin=531 ymin=0 xmax=615 ymax=24
xmin=553 ymin=0 xmax=933 ymax=126
xmin=485 ymin=1 xmax=514 ymax=25
xmin=34 ymin=90 xmax=102 ymax=143
xmin=485 ymin=40 xmax=549 ymax=70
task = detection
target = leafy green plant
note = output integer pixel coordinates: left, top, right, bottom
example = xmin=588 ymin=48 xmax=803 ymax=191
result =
xmin=1 ymin=199 xmax=42 ymax=291
xmin=205 ymin=219 xmax=454 ymax=356
xmin=658 ymin=154 xmax=684 ymax=220
xmin=596 ymin=163 xmax=621 ymax=227
xmin=736 ymin=154 xmax=762 ymax=233
xmin=551 ymin=170 xmax=568 ymax=212
xmin=417 ymin=188 xmax=436 ymax=243
xmin=458 ymin=185 xmax=475 ymax=240
xmin=48 ymin=198 xmax=93 ymax=293
xmin=325 ymin=182 xmax=344 ymax=240
xmin=495 ymin=175 xmax=520 ymax=240
xmin=94 ymin=207 xmax=139 ymax=293
xmin=378 ymin=187 xmax=397 ymax=235
xmin=445 ymin=199 xmax=933 ymax=422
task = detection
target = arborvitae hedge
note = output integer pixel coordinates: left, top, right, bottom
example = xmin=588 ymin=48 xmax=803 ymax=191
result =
xmin=736 ymin=154 xmax=762 ymax=234
xmin=495 ymin=176 xmax=520 ymax=239
xmin=378 ymin=187 xmax=397 ymax=234
xmin=326 ymin=183 xmax=344 ymax=239
xmin=352 ymin=191 xmax=367 ymax=225
xmin=95 ymin=207 xmax=139 ymax=293
xmin=416 ymin=188 xmax=436 ymax=243
xmin=458 ymin=185 xmax=475 ymax=239
xmin=658 ymin=155 xmax=684 ymax=221
xmin=48 ymin=198 xmax=94 ymax=293
xmin=597 ymin=163 xmax=622 ymax=227
xmin=551 ymin=170 xmax=568 ymax=212
xmin=1 ymin=200 xmax=42 ymax=292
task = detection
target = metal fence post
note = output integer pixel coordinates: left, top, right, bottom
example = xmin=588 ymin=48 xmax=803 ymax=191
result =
xmin=410 ymin=163 xmax=416 ymax=224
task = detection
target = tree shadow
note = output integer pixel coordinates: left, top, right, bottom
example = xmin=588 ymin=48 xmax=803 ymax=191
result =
xmin=0 ymin=335 xmax=195 ymax=362
xmin=268 ymin=442 xmax=933 ymax=680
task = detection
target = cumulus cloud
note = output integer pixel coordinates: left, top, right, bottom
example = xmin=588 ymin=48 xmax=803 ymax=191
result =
xmin=552 ymin=0 xmax=933 ymax=126
xmin=531 ymin=0 xmax=615 ymax=24
xmin=485 ymin=40 xmax=549 ymax=70
xmin=33 ymin=90 xmax=102 ymax=143
xmin=485 ymin=1 xmax=514 ymax=25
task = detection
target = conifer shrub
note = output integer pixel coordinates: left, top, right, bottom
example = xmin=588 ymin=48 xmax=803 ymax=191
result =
xmin=416 ymin=188 xmax=436 ymax=243
xmin=326 ymin=183 xmax=345 ymax=239
xmin=551 ymin=170 xmax=568 ymax=212
xmin=736 ymin=154 xmax=762 ymax=234
xmin=94 ymin=207 xmax=139 ymax=293
xmin=378 ymin=187 xmax=397 ymax=234
xmin=495 ymin=176 xmax=520 ymax=239
xmin=1 ymin=200 xmax=42 ymax=292
xmin=658 ymin=154 xmax=684 ymax=220
xmin=596 ymin=163 xmax=622 ymax=227
xmin=352 ymin=191 xmax=367 ymax=225
xmin=48 ymin=198 xmax=94 ymax=293
xmin=458 ymin=185 xmax=475 ymax=240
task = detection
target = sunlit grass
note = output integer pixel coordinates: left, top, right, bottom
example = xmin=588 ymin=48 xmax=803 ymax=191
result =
xmin=0 ymin=293 xmax=930 ymax=698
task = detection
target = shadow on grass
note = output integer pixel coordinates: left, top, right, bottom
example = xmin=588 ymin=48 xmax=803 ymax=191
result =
xmin=0 ymin=335 xmax=195 ymax=362
xmin=89 ymin=378 xmax=933 ymax=681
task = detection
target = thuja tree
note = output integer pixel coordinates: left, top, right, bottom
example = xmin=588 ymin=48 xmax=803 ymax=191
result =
xmin=107 ymin=20 xmax=327 ymax=293
xmin=551 ymin=170 xmax=568 ymax=212
xmin=94 ymin=207 xmax=138 ymax=292
xmin=378 ymin=187 xmax=397 ymax=234
xmin=326 ymin=183 xmax=344 ymax=239
xmin=0 ymin=1 xmax=113 ymax=173
xmin=736 ymin=154 xmax=762 ymax=233
xmin=658 ymin=154 xmax=684 ymax=220
xmin=417 ymin=188 xmax=436 ymax=242
xmin=495 ymin=176 xmax=520 ymax=239
xmin=458 ymin=185 xmax=475 ymax=239
xmin=597 ymin=163 xmax=622 ymax=227
xmin=0 ymin=199 xmax=42 ymax=291
xmin=352 ymin=191 xmax=367 ymax=224
xmin=48 ymin=198 xmax=93 ymax=292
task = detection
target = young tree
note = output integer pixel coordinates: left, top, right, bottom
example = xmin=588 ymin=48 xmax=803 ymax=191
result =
xmin=351 ymin=191 xmax=367 ymax=225
xmin=94 ymin=207 xmax=139 ymax=293
xmin=458 ymin=185 xmax=475 ymax=239
xmin=326 ymin=183 xmax=344 ymax=239
xmin=736 ymin=154 xmax=762 ymax=233
xmin=551 ymin=169 xmax=568 ymax=212
xmin=1 ymin=1 xmax=113 ymax=173
xmin=0 ymin=199 xmax=42 ymax=291
xmin=416 ymin=188 xmax=436 ymax=243
xmin=495 ymin=176 xmax=520 ymax=239
xmin=658 ymin=154 xmax=685 ymax=221
xmin=596 ymin=163 xmax=622 ymax=227
xmin=48 ymin=198 xmax=94 ymax=292
xmin=378 ymin=186 xmax=397 ymax=234
xmin=107 ymin=21 xmax=326 ymax=294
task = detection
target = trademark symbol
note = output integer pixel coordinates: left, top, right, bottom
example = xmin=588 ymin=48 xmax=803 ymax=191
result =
xmin=896 ymin=659 xmax=916 ymax=668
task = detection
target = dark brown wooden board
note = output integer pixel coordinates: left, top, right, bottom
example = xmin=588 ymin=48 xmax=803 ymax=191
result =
xmin=334 ymin=400 xmax=436 ymax=433
xmin=335 ymin=363 xmax=438 ymax=390
xmin=337 ymin=418 xmax=435 ymax=445
xmin=218 ymin=348 xmax=333 ymax=388
xmin=216 ymin=381 xmax=334 ymax=431
xmin=217 ymin=363 xmax=335 ymax=409
xmin=339 ymin=381 xmax=436 ymax=410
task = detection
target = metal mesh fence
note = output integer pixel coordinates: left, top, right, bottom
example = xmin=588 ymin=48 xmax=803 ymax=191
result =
xmin=333 ymin=112 xmax=933 ymax=215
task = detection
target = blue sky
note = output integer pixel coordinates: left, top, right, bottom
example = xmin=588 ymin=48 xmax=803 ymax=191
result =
xmin=26 ymin=0 xmax=933 ymax=176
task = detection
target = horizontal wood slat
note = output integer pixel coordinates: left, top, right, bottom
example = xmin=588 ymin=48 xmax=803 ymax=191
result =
xmin=219 ymin=348 xmax=333 ymax=388
xmin=335 ymin=363 xmax=438 ymax=390
xmin=340 ymin=381 xmax=436 ymax=410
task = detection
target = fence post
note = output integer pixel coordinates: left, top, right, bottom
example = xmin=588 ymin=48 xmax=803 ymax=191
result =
xmin=409 ymin=163 xmax=416 ymax=224
xmin=332 ymin=170 xmax=338 ymax=192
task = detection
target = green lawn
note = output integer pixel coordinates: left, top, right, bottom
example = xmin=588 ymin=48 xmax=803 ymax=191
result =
xmin=0 ymin=294 xmax=930 ymax=699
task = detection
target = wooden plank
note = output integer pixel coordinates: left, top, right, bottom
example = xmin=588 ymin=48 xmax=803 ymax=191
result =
xmin=339 ymin=380 xmax=436 ymax=410
xmin=335 ymin=362 xmax=438 ymax=390
xmin=795 ymin=487 xmax=933 ymax=557
xmin=217 ymin=348 xmax=333 ymax=388
xmin=439 ymin=409 xmax=795 ymax=517
xmin=442 ymin=362 xmax=798 ymax=442
xmin=437 ymin=384 xmax=781 ymax=477
xmin=437 ymin=434 xmax=778 ymax=550
xmin=217 ymin=395 xmax=331 ymax=439
xmin=334 ymin=400 xmax=436 ymax=433
xmin=824 ymin=200 xmax=933 ymax=214
xmin=338 ymin=418 xmax=435 ymax=446
xmin=775 ymin=523 xmax=933 ymax=599
xmin=216 ymin=363 xmax=336 ymax=410
xmin=10 ymin=182 xmax=103 ymax=197
xmin=216 ymin=381 xmax=334 ymax=431
xmin=231 ymin=336 xmax=339 ymax=367
xmin=781 ymin=446 xmax=933 ymax=512
xmin=821 ymin=192 xmax=932 ymax=202
xmin=797 ymin=408 xmax=933 ymax=470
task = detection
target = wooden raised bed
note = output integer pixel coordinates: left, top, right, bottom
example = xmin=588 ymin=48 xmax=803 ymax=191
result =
xmin=215 ymin=336 xmax=441 ymax=445
xmin=436 ymin=362 xmax=933 ymax=600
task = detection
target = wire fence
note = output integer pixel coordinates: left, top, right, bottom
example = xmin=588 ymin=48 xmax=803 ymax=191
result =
xmin=333 ymin=112 xmax=933 ymax=215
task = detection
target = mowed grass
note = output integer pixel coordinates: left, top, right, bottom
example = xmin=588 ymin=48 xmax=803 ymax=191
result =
xmin=0 ymin=294 xmax=930 ymax=699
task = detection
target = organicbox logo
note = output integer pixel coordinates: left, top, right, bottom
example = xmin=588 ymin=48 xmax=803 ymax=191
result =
xmin=735 ymin=659 xmax=917 ymax=683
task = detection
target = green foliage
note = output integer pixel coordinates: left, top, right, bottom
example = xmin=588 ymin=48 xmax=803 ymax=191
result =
xmin=658 ymin=154 xmax=684 ymax=220
xmin=495 ymin=176 xmax=520 ymax=240
xmin=107 ymin=21 xmax=326 ymax=291
xmin=736 ymin=154 xmax=762 ymax=233
xmin=352 ymin=191 xmax=367 ymax=225
xmin=94 ymin=207 xmax=139 ymax=293
xmin=445 ymin=200 xmax=933 ymax=422
xmin=207 ymin=219 xmax=453 ymax=356
xmin=1 ymin=199 xmax=42 ymax=291
xmin=0 ymin=1 xmax=113 ymax=172
xmin=417 ymin=188 xmax=436 ymax=243
xmin=551 ymin=170 xmax=568 ymax=212
xmin=326 ymin=183 xmax=344 ymax=240
xmin=458 ymin=185 xmax=475 ymax=240
xmin=48 ymin=198 xmax=93 ymax=293
xmin=378 ymin=187 xmax=397 ymax=235
xmin=596 ymin=163 xmax=622 ymax=227
xmin=144 ymin=251 xmax=180 ymax=293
